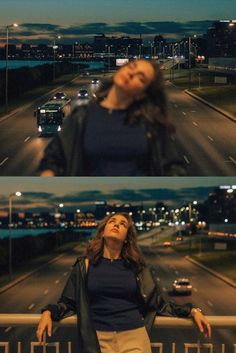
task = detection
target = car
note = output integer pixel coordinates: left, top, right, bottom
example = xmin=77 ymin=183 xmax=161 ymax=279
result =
xmin=52 ymin=92 xmax=67 ymax=100
xmin=77 ymin=89 xmax=89 ymax=99
xmin=163 ymin=241 xmax=172 ymax=247
xmin=176 ymin=236 xmax=183 ymax=241
xmin=91 ymin=78 xmax=100 ymax=84
xmin=172 ymin=278 xmax=192 ymax=295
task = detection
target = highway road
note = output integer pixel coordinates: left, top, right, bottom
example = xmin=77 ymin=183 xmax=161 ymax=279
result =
xmin=0 ymin=236 xmax=235 ymax=353
xmin=0 ymin=75 xmax=235 ymax=176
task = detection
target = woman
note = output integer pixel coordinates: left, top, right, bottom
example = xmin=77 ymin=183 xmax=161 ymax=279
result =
xmin=39 ymin=59 xmax=186 ymax=176
xmin=36 ymin=213 xmax=211 ymax=353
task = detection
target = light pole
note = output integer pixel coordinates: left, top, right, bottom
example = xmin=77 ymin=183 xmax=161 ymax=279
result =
xmin=8 ymin=191 xmax=22 ymax=280
xmin=53 ymin=35 xmax=61 ymax=81
xmin=5 ymin=23 xmax=18 ymax=113
xmin=106 ymin=45 xmax=113 ymax=72
xmin=126 ymin=45 xmax=131 ymax=59
xmin=138 ymin=44 xmax=143 ymax=59
xmin=188 ymin=36 xmax=194 ymax=89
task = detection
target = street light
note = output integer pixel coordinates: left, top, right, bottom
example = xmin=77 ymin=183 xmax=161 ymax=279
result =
xmin=53 ymin=35 xmax=61 ymax=81
xmin=8 ymin=191 xmax=22 ymax=280
xmin=126 ymin=45 xmax=131 ymax=59
xmin=5 ymin=23 xmax=18 ymax=113
xmin=105 ymin=45 xmax=113 ymax=72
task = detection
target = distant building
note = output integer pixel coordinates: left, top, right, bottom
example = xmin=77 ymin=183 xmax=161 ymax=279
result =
xmin=207 ymin=185 xmax=236 ymax=224
xmin=93 ymin=33 xmax=142 ymax=57
xmin=74 ymin=43 xmax=94 ymax=59
xmin=207 ymin=20 xmax=236 ymax=69
xmin=153 ymin=35 xmax=166 ymax=56
xmin=21 ymin=44 xmax=32 ymax=58
xmin=206 ymin=185 xmax=236 ymax=238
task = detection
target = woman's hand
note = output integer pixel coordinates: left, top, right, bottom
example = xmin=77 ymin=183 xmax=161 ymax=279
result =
xmin=40 ymin=170 xmax=55 ymax=177
xmin=36 ymin=310 xmax=53 ymax=344
xmin=191 ymin=308 xmax=211 ymax=338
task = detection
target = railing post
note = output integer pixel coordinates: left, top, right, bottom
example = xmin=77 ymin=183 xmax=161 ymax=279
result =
xmin=0 ymin=342 xmax=9 ymax=353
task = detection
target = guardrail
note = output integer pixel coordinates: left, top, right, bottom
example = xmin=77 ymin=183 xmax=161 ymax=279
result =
xmin=0 ymin=315 xmax=236 ymax=353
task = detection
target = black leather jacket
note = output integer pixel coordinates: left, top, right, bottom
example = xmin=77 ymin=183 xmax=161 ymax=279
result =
xmin=39 ymin=105 xmax=187 ymax=176
xmin=43 ymin=257 xmax=193 ymax=353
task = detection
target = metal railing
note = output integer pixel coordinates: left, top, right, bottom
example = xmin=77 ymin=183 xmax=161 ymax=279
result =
xmin=0 ymin=314 xmax=236 ymax=353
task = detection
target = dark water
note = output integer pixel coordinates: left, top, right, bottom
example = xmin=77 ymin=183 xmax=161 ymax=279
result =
xmin=0 ymin=60 xmax=105 ymax=70
xmin=0 ymin=228 xmax=96 ymax=239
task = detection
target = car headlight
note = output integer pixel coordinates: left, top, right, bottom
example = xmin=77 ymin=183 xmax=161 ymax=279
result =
xmin=38 ymin=126 xmax=42 ymax=132
xmin=57 ymin=126 xmax=62 ymax=132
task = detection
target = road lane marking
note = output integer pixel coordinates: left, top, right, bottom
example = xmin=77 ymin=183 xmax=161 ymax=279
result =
xmin=183 ymin=155 xmax=190 ymax=164
xmin=193 ymin=288 xmax=198 ymax=292
xmin=55 ymin=279 xmax=60 ymax=284
xmin=53 ymin=327 xmax=58 ymax=334
xmin=182 ymin=112 xmax=186 ymax=116
xmin=190 ymin=110 xmax=196 ymax=113
xmin=229 ymin=156 xmax=236 ymax=165
xmin=207 ymin=300 xmax=213 ymax=307
xmin=28 ymin=303 xmax=35 ymax=310
xmin=0 ymin=157 xmax=8 ymax=166
xmin=44 ymin=289 xmax=49 ymax=295
xmin=208 ymin=136 xmax=214 ymax=142
xmin=156 ymin=277 xmax=160 ymax=282
xmin=63 ymin=272 xmax=68 ymax=276
xmin=174 ymin=104 xmax=178 ymax=108
xmin=4 ymin=327 xmax=12 ymax=333
xmin=193 ymin=121 xmax=198 ymax=127
xmin=24 ymin=136 xmax=31 ymax=142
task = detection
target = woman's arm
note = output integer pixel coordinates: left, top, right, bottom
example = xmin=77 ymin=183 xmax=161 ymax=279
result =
xmin=41 ymin=264 xmax=77 ymax=321
xmin=142 ymin=267 xmax=211 ymax=338
xmin=38 ymin=135 xmax=67 ymax=176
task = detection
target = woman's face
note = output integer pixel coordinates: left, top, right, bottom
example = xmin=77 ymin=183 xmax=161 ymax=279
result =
xmin=103 ymin=214 xmax=129 ymax=244
xmin=113 ymin=59 xmax=155 ymax=97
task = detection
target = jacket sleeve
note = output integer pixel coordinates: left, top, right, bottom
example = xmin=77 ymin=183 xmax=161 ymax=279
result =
xmin=153 ymin=275 xmax=193 ymax=318
xmin=142 ymin=267 xmax=193 ymax=318
xmin=160 ymin=128 xmax=187 ymax=176
xmin=41 ymin=265 xmax=77 ymax=321
xmin=38 ymin=134 xmax=67 ymax=176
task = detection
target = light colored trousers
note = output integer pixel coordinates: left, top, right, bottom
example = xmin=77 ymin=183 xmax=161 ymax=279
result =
xmin=96 ymin=326 xmax=152 ymax=353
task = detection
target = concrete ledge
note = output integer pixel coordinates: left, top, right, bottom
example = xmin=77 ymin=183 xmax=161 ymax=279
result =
xmin=185 ymin=255 xmax=236 ymax=289
xmin=185 ymin=89 xmax=236 ymax=123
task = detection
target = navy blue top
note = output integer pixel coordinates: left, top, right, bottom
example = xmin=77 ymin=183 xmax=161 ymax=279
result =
xmin=87 ymin=257 xmax=145 ymax=331
xmin=83 ymin=103 xmax=149 ymax=175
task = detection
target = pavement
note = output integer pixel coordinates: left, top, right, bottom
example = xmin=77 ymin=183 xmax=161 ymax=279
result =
xmin=184 ymin=89 xmax=236 ymax=124
xmin=1 ymin=230 xmax=235 ymax=294
xmin=138 ymin=232 xmax=236 ymax=289
xmin=0 ymin=243 xmax=85 ymax=294
xmin=0 ymin=75 xmax=80 ymax=124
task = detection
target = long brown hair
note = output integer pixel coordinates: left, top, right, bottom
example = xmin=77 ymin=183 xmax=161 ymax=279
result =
xmin=84 ymin=212 xmax=145 ymax=271
xmin=95 ymin=59 xmax=175 ymax=133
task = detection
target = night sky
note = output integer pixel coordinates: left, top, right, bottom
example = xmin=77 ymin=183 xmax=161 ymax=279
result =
xmin=0 ymin=177 xmax=235 ymax=212
xmin=0 ymin=0 xmax=235 ymax=43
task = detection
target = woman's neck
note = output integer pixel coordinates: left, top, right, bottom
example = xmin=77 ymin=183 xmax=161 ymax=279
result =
xmin=103 ymin=243 xmax=122 ymax=260
xmin=100 ymin=85 xmax=134 ymax=110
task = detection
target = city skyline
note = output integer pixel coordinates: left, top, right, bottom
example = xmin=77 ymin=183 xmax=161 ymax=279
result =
xmin=0 ymin=177 xmax=235 ymax=212
xmin=0 ymin=0 xmax=235 ymax=44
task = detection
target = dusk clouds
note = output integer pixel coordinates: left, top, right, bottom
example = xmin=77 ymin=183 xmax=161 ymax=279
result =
xmin=0 ymin=20 xmax=214 ymax=44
